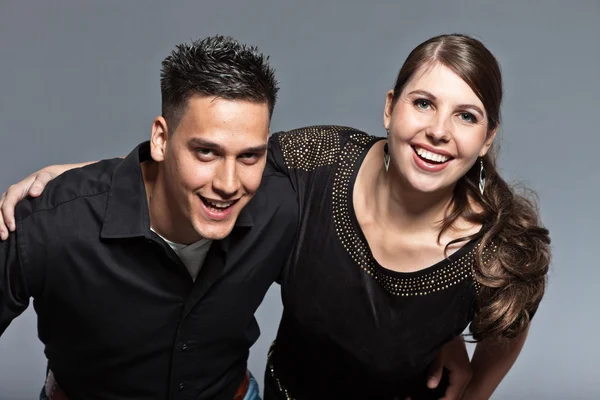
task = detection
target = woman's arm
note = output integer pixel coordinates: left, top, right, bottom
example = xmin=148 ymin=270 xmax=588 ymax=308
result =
xmin=463 ymin=325 xmax=530 ymax=400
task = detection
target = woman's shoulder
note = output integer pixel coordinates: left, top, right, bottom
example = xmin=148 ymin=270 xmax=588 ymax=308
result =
xmin=273 ymin=124 xmax=377 ymax=146
xmin=270 ymin=125 xmax=379 ymax=171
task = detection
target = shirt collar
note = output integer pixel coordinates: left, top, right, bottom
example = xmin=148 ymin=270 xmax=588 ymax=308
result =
xmin=100 ymin=141 xmax=253 ymax=239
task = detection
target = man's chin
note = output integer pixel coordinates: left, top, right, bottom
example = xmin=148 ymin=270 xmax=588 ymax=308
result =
xmin=194 ymin=222 xmax=236 ymax=241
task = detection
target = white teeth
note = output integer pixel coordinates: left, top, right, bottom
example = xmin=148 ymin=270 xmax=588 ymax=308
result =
xmin=415 ymin=147 xmax=449 ymax=163
xmin=206 ymin=200 xmax=233 ymax=209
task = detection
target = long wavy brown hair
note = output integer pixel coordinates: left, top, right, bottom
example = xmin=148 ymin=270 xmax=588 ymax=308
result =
xmin=391 ymin=34 xmax=551 ymax=342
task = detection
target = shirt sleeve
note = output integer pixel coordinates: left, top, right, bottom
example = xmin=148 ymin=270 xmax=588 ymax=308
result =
xmin=267 ymin=126 xmax=346 ymax=195
xmin=268 ymin=126 xmax=350 ymax=286
xmin=267 ymin=131 xmax=296 ymax=188
xmin=0 ymin=228 xmax=31 ymax=336
xmin=267 ymin=133 xmax=297 ymax=286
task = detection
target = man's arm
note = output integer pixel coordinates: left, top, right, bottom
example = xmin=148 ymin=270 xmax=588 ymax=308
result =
xmin=432 ymin=336 xmax=473 ymax=400
xmin=0 ymin=162 xmax=96 ymax=240
xmin=462 ymin=326 xmax=530 ymax=400
xmin=0 ymin=221 xmax=32 ymax=335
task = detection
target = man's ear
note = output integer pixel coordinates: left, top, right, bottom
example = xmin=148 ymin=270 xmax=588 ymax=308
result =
xmin=150 ymin=116 xmax=169 ymax=162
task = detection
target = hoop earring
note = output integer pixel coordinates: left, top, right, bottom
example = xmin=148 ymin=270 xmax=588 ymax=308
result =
xmin=479 ymin=158 xmax=486 ymax=195
xmin=384 ymin=129 xmax=390 ymax=172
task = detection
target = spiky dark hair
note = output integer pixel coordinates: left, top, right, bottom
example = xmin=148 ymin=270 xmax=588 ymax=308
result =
xmin=160 ymin=35 xmax=279 ymax=130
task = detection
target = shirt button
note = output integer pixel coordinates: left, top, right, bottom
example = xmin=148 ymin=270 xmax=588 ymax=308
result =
xmin=181 ymin=343 xmax=188 ymax=352
xmin=178 ymin=382 xmax=186 ymax=391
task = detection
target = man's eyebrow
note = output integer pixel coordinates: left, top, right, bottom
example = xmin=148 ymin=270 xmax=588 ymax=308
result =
xmin=241 ymin=144 xmax=268 ymax=153
xmin=189 ymin=138 xmax=223 ymax=150
xmin=188 ymin=138 xmax=267 ymax=153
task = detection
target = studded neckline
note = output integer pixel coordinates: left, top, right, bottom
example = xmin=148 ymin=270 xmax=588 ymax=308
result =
xmin=332 ymin=131 xmax=484 ymax=296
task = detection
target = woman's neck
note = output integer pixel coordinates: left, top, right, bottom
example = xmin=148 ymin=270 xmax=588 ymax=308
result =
xmin=357 ymin=142 xmax=455 ymax=236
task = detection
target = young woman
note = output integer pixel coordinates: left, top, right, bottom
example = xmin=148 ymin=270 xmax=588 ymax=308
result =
xmin=261 ymin=34 xmax=549 ymax=399
xmin=0 ymin=34 xmax=550 ymax=399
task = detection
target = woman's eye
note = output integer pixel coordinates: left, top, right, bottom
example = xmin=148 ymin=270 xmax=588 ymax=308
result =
xmin=414 ymin=99 xmax=432 ymax=110
xmin=459 ymin=112 xmax=477 ymax=123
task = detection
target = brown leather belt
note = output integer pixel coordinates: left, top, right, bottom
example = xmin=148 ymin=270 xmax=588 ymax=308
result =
xmin=45 ymin=369 xmax=251 ymax=400
xmin=233 ymin=370 xmax=251 ymax=400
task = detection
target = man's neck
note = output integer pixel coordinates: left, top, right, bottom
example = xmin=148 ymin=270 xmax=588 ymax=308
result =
xmin=141 ymin=161 xmax=202 ymax=245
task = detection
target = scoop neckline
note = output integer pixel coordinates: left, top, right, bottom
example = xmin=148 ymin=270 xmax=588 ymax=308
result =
xmin=345 ymin=136 xmax=482 ymax=279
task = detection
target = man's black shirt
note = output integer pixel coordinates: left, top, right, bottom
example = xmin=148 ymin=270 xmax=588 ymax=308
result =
xmin=0 ymin=142 xmax=297 ymax=399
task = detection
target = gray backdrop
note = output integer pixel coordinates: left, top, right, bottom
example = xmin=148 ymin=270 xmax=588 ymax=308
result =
xmin=0 ymin=1 xmax=598 ymax=399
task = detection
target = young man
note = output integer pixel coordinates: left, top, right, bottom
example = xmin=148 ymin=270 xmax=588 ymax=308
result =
xmin=0 ymin=35 xmax=296 ymax=400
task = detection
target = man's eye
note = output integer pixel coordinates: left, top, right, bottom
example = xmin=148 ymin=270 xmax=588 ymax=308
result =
xmin=196 ymin=148 xmax=214 ymax=157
